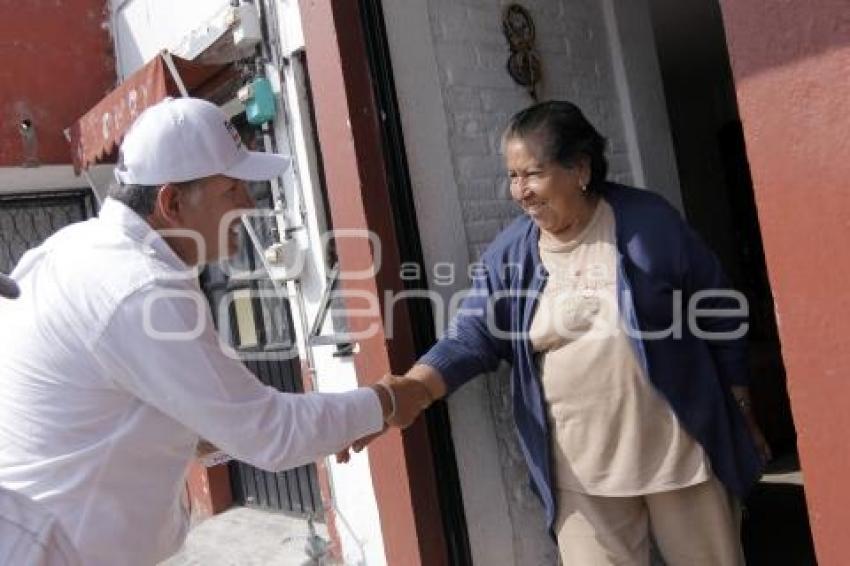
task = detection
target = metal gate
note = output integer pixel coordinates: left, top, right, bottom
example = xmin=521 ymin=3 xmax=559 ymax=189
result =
xmin=200 ymin=183 xmax=323 ymax=518
xmin=0 ymin=189 xmax=97 ymax=273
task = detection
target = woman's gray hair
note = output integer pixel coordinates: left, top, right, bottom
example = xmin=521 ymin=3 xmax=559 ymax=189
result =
xmin=502 ymin=100 xmax=609 ymax=192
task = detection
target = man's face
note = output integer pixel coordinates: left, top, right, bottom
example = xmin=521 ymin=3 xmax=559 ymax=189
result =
xmin=176 ymin=175 xmax=255 ymax=264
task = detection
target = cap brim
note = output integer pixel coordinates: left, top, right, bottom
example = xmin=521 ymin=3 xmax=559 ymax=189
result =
xmin=225 ymin=151 xmax=291 ymax=182
xmin=0 ymin=273 xmax=20 ymax=299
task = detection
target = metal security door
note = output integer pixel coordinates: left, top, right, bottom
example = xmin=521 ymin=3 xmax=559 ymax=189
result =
xmin=0 ymin=189 xmax=97 ymax=272
xmin=200 ymin=183 xmax=323 ymax=518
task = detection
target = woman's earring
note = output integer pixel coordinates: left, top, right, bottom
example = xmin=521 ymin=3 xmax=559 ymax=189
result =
xmin=580 ymin=183 xmax=588 ymax=195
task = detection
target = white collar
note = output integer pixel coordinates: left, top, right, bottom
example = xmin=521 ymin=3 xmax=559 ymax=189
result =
xmin=99 ymin=198 xmax=190 ymax=272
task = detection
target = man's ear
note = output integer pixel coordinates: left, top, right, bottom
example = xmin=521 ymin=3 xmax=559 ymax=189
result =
xmin=153 ymin=183 xmax=182 ymax=225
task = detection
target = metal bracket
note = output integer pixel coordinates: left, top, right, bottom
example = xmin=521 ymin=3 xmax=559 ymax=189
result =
xmin=306 ymin=262 xmax=355 ymax=355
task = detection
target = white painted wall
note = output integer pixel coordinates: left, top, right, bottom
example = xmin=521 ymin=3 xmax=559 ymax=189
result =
xmin=110 ymin=0 xmax=232 ymax=78
xmin=380 ymin=2 xmax=519 ymax=564
xmin=0 ymin=165 xmax=113 ymax=197
xmin=603 ymin=0 xmax=682 ymax=211
xmin=382 ymin=0 xmax=680 ymax=564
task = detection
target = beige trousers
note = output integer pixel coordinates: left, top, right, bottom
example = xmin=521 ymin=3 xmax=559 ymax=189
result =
xmin=555 ymin=476 xmax=745 ymax=566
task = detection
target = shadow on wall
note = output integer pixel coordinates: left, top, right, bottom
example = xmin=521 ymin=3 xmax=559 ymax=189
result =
xmin=718 ymin=0 xmax=850 ymax=79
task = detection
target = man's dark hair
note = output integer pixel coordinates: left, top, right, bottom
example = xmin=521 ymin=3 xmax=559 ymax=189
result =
xmin=105 ymin=183 xmax=160 ymax=216
xmin=106 ymin=180 xmax=203 ymax=217
xmin=502 ymin=100 xmax=609 ymax=191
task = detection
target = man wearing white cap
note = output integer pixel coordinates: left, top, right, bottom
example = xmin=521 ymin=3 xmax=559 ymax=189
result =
xmin=0 ymin=98 xmax=429 ymax=565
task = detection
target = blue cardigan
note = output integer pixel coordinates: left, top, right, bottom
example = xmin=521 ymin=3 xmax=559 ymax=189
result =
xmin=420 ymin=183 xmax=762 ymax=531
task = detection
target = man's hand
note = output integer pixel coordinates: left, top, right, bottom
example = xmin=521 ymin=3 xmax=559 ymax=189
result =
xmin=335 ymin=428 xmax=385 ymax=463
xmin=335 ymin=366 xmax=447 ymax=463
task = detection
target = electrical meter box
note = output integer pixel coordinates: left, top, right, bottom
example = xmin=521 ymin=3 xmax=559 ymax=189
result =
xmin=239 ymin=78 xmax=276 ymax=125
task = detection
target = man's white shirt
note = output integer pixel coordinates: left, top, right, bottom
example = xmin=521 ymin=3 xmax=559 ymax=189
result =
xmin=0 ymin=199 xmax=383 ymax=566
xmin=0 ymin=487 xmax=81 ymax=566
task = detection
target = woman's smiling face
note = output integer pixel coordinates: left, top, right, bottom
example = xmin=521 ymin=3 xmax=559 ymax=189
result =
xmin=504 ymin=137 xmax=591 ymax=238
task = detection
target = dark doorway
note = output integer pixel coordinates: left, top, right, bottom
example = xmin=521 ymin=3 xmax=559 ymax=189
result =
xmin=646 ymin=0 xmax=815 ymax=563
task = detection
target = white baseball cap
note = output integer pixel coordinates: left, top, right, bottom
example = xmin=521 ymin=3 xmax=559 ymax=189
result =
xmin=114 ymin=97 xmax=289 ymax=185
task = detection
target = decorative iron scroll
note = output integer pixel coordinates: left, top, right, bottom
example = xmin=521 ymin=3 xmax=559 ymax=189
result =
xmin=502 ymin=4 xmax=541 ymax=100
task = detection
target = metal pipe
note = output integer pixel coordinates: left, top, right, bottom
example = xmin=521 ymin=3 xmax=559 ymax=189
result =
xmin=161 ymin=51 xmax=189 ymax=97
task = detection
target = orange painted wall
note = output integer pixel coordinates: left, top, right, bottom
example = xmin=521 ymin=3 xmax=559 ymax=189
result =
xmin=718 ymin=1 xmax=850 ymax=563
xmin=0 ymin=0 xmax=115 ymax=166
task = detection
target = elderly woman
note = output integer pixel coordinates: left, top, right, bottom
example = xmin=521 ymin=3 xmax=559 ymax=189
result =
xmin=344 ymin=101 xmax=768 ymax=565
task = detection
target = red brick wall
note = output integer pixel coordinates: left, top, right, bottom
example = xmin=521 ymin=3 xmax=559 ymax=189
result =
xmin=186 ymin=460 xmax=233 ymax=522
xmin=0 ymin=0 xmax=115 ymax=166
xmin=718 ymin=1 xmax=850 ymax=563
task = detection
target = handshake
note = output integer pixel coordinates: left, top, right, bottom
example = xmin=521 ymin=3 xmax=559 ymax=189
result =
xmin=336 ymin=365 xmax=446 ymax=463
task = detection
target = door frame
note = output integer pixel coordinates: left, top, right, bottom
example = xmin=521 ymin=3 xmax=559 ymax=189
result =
xmin=298 ymin=0 xmax=455 ymax=563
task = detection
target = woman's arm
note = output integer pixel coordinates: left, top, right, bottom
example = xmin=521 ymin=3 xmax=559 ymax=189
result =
xmin=383 ymin=364 xmax=448 ymax=427
xmin=406 ymin=363 xmax=448 ymax=399
xmin=417 ymin=260 xmax=513 ymax=392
